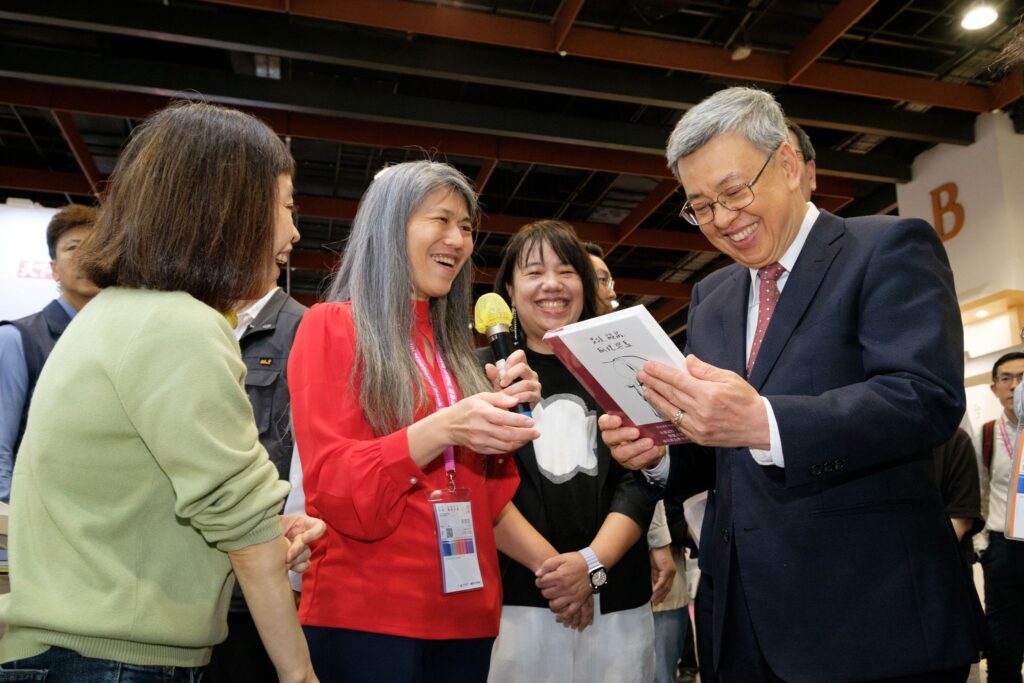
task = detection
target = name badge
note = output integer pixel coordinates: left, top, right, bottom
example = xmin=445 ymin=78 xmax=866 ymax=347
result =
xmin=429 ymin=488 xmax=483 ymax=594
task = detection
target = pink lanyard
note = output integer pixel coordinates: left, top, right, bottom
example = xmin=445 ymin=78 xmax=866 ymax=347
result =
xmin=998 ymin=416 xmax=1016 ymax=460
xmin=409 ymin=340 xmax=459 ymax=491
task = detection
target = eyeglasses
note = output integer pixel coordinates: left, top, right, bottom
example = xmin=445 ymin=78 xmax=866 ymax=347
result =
xmin=597 ymin=275 xmax=615 ymax=291
xmin=995 ymin=371 xmax=1024 ymax=386
xmin=679 ymin=148 xmax=776 ymax=226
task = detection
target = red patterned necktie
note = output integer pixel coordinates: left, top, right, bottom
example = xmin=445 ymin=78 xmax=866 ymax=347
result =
xmin=746 ymin=262 xmax=786 ymax=377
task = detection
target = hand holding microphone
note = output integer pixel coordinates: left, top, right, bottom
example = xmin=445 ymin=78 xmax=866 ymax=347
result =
xmin=475 ymin=293 xmax=541 ymax=415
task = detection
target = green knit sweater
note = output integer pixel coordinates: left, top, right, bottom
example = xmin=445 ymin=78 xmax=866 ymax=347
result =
xmin=0 ymin=288 xmax=289 ymax=667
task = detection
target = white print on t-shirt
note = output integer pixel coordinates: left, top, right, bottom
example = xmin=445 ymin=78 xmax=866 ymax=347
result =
xmin=532 ymin=394 xmax=599 ymax=484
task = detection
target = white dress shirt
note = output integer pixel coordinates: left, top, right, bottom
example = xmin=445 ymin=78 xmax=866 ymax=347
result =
xmin=233 ymin=287 xmax=279 ymax=340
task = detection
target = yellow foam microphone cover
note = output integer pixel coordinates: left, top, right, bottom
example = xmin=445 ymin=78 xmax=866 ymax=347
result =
xmin=474 ymin=292 xmax=513 ymax=334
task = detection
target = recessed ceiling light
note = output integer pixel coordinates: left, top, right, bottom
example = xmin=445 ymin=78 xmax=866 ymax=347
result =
xmin=976 ymin=309 xmax=989 ymax=318
xmin=962 ymin=4 xmax=997 ymax=30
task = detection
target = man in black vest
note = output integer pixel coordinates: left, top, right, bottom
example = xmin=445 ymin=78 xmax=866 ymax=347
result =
xmin=205 ymin=232 xmax=307 ymax=682
xmin=0 ymin=205 xmax=99 ymax=502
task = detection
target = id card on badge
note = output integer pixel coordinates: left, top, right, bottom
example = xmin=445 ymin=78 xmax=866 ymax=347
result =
xmin=428 ymin=488 xmax=484 ymax=594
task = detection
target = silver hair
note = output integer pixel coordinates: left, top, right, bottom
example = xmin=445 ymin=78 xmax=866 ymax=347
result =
xmin=328 ymin=160 xmax=489 ymax=436
xmin=665 ymin=87 xmax=788 ymax=181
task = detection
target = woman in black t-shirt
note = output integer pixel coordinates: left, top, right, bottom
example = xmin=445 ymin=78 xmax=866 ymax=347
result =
xmin=486 ymin=220 xmax=657 ymax=683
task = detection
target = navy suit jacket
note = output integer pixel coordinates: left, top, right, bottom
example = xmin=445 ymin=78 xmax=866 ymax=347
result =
xmin=664 ymin=210 xmax=982 ymax=682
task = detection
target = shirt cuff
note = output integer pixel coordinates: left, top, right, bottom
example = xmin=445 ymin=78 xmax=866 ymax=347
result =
xmin=749 ymin=397 xmax=784 ymax=468
xmin=641 ymin=453 xmax=671 ymax=485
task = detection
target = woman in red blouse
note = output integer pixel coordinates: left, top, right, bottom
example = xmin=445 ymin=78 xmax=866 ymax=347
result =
xmin=289 ymin=161 xmax=566 ymax=681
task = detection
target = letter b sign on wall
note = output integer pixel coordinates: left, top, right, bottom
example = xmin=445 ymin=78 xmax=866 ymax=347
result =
xmin=929 ymin=182 xmax=965 ymax=242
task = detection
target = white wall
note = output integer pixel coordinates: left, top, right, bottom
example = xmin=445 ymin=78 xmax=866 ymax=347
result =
xmin=897 ymin=112 xmax=1024 ymax=301
xmin=0 ymin=204 xmax=59 ymax=321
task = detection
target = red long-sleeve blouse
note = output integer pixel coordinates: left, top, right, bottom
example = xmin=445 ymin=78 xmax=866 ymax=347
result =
xmin=288 ymin=300 xmax=519 ymax=639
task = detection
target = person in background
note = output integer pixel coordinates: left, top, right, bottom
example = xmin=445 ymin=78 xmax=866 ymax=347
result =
xmin=974 ymin=352 xmax=1024 ymax=683
xmin=288 ymin=161 xmax=562 ymax=682
xmin=0 ymin=204 xmax=100 ymax=502
xmin=205 ymin=260 xmax=308 ymax=679
xmin=599 ymin=86 xmax=981 ymax=682
xmin=648 ymin=496 xmax=690 ymax=683
xmin=785 ymin=120 xmax=817 ymax=202
xmin=0 ymin=102 xmax=323 ymax=683
xmin=581 ymin=240 xmax=677 ymax=675
xmin=487 ymin=220 xmax=657 ymax=683
xmin=582 ymin=241 xmax=617 ymax=314
xmin=931 ymin=425 xmax=984 ymax=569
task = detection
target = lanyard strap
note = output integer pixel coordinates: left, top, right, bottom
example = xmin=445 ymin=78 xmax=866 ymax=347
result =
xmin=409 ymin=340 xmax=459 ymax=491
xmin=998 ymin=416 xmax=1016 ymax=460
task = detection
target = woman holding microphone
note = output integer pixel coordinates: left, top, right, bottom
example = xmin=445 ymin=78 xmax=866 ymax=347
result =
xmin=289 ymin=161 xmax=564 ymax=682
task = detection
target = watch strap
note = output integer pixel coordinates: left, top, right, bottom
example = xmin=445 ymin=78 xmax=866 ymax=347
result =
xmin=579 ymin=546 xmax=603 ymax=572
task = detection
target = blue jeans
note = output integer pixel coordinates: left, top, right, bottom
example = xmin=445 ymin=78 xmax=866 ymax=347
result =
xmin=0 ymin=647 xmax=203 ymax=682
xmin=653 ymin=607 xmax=690 ymax=683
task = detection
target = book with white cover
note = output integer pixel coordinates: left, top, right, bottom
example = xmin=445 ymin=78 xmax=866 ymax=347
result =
xmin=543 ymin=305 xmax=689 ymax=445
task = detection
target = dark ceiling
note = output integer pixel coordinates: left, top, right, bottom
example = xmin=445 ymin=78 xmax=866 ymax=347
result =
xmin=1 ymin=0 xmax=1022 ymax=340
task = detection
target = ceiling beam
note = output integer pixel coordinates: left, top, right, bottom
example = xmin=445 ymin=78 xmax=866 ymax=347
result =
xmin=796 ymin=62 xmax=992 ymax=112
xmin=0 ymin=0 xmax=974 ymax=145
xmin=0 ymin=165 xmax=92 ymax=195
xmin=552 ymin=0 xmax=585 ymax=53
xmin=288 ymin=249 xmax=694 ymax=298
xmin=651 ymin=297 xmax=692 ymax=324
xmin=293 ymin=193 xmax=717 ymax=253
xmin=0 ymin=82 xmax=849 ymax=242
xmin=606 ymin=179 xmax=678 ymax=255
xmin=840 ymin=184 xmax=898 ymax=216
xmin=474 ymin=159 xmax=498 ymax=193
xmin=990 ymin=68 xmax=1024 ymax=112
xmin=194 ymin=0 xmax=1004 ymax=113
xmin=0 ymin=165 xmax=718 ymax=255
xmin=51 ymin=110 xmax=103 ymax=196
xmin=787 ymin=0 xmax=879 ymax=82
xmin=0 ymin=50 xmax=907 ymax=183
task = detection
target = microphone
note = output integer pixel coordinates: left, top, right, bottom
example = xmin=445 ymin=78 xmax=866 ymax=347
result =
xmin=474 ymin=293 xmax=532 ymax=417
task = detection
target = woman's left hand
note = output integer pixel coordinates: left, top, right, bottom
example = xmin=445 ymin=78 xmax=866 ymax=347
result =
xmin=486 ymin=349 xmax=542 ymax=409
xmin=280 ymin=513 xmax=327 ymax=573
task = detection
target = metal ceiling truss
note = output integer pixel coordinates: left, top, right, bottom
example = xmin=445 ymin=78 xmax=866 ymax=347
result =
xmin=0 ymin=45 xmax=911 ymax=185
xmin=192 ymin=0 xmax=1022 ymax=113
xmin=0 ymin=0 xmax=978 ymax=146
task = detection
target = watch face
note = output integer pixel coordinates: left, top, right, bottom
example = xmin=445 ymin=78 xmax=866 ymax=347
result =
xmin=591 ymin=567 xmax=608 ymax=589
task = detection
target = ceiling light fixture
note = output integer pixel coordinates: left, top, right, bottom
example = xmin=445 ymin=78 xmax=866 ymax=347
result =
xmin=961 ymin=3 xmax=997 ymax=30
xmin=731 ymin=45 xmax=752 ymax=61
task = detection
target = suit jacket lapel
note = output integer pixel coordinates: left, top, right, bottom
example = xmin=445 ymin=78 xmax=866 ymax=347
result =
xmin=747 ymin=211 xmax=845 ymax=390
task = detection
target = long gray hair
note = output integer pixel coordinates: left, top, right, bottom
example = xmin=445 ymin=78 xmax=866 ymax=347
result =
xmin=665 ymin=87 xmax=787 ymax=181
xmin=329 ymin=161 xmax=489 ymax=436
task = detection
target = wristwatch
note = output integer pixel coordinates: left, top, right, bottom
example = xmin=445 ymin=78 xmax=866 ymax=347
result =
xmin=579 ymin=546 xmax=608 ymax=593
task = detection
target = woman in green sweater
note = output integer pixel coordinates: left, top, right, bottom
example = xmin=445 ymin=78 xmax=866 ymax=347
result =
xmin=0 ymin=103 xmax=320 ymax=683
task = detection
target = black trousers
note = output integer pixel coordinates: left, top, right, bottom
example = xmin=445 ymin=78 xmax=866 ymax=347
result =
xmin=204 ymin=610 xmax=276 ymax=683
xmin=303 ymin=625 xmax=494 ymax=683
xmin=982 ymin=532 xmax=1024 ymax=683
xmin=695 ymin=569 xmax=970 ymax=683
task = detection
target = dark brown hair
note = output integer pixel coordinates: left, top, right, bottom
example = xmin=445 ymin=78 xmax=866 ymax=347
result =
xmin=493 ymin=219 xmax=600 ymax=332
xmin=46 ymin=204 xmax=98 ymax=259
xmin=77 ymin=102 xmax=294 ymax=313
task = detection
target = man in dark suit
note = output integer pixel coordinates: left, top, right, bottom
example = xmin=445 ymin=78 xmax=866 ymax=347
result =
xmin=598 ymin=87 xmax=982 ymax=682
